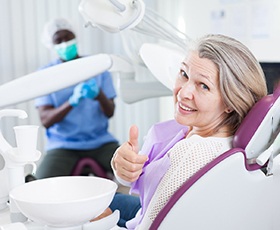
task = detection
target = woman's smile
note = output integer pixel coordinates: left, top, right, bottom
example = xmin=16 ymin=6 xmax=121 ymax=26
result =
xmin=178 ymin=102 xmax=197 ymax=112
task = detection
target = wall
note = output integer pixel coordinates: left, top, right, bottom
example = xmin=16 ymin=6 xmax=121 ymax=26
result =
xmin=157 ymin=0 xmax=280 ymax=61
xmin=0 ymin=0 xmax=161 ymax=159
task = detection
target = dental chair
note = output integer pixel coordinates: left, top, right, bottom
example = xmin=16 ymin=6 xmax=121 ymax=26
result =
xmin=150 ymin=85 xmax=280 ymax=230
xmin=71 ymin=157 xmax=111 ymax=179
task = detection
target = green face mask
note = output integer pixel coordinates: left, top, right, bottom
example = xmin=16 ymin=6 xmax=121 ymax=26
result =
xmin=54 ymin=39 xmax=78 ymax=61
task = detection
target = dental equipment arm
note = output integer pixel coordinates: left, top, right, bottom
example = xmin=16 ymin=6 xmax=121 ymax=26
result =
xmin=0 ymin=54 xmax=112 ymax=108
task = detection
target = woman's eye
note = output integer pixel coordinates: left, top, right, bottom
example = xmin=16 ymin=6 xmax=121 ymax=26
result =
xmin=179 ymin=69 xmax=188 ymax=79
xmin=200 ymin=83 xmax=209 ymax=91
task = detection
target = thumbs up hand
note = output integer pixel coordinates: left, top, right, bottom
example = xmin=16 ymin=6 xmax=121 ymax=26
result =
xmin=113 ymin=125 xmax=148 ymax=182
xmin=128 ymin=124 xmax=140 ymax=153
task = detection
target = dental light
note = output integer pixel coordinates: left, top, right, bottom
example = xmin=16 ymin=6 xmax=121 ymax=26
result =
xmin=79 ymin=0 xmax=145 ymax=33
xmin=79 ymin=0 xmax=189 ymax=48
xmin=79 ymin=0 xmax=191 ymax=103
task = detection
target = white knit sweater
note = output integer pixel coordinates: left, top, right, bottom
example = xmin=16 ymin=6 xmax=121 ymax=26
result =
xmin=137 ymin=135 xmax=232 ymax=230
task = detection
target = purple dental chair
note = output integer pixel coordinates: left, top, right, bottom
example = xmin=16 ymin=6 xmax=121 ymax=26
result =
xmin=150 ymin=85 xmax=280 ymax=230
xmin=71 ymin=158 xmax=111 ymax=179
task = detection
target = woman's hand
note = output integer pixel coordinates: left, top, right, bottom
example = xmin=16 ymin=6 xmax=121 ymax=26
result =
xmin=90 ymin=207 xmax=112 ymax=222
xmin=113 ymin=125 xmax=148 ymax=183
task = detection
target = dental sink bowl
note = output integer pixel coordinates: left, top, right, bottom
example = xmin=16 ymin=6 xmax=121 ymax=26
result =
xmin=9 ymin=176 xmax=117 ymax=227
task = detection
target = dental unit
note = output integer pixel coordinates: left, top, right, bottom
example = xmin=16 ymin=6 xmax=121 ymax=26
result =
xmin=0 ymin=109 xmax=36 ymax=224
xmin=0 ymin=0 xmax=280 ymax=229
xmin=0 ymin=55 xmax=119 ymax=230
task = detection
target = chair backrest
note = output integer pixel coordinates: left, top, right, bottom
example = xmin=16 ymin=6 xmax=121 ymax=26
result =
xmin=233 ymin=85 xmax=280 ymax=161
xmin=150 ymin=85 xmax=280 ymax=230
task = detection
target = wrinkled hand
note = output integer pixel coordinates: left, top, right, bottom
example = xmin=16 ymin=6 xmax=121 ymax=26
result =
xmin=82 ymin=79 xmax=100 ymax=99
xmin=113 ymin=125 xmax=148 ymax=183
xmin=90 ymin=207 xmax=112 ymax=222
xmin=68 ymin=83 xmax=84 ymax=107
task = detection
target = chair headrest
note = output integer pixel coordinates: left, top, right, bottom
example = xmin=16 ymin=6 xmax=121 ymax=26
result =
xmin=233 ymin=84 xmax=280 ymax=160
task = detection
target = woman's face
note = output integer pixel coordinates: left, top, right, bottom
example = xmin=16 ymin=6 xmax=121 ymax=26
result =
xmin=173 ymin=51 xmax=228 ymax=136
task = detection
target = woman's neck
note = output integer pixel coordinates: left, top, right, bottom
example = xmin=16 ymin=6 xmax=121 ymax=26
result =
xmin=186 ymin=126 xmax=232 ymax=138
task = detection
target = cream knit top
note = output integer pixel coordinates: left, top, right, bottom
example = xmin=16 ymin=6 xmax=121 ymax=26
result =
xmin=137 ymin=135 xmax=232 ymax=230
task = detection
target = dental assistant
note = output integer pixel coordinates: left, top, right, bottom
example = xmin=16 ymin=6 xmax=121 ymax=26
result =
xmin=107 ymin=34 xmax=268 ymax=229
xmin=34 ymin=18 xmax=119 ymax=179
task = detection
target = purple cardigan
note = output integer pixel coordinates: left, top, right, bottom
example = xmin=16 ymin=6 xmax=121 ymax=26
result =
xmin=126 ymin=119 xmax=189 ymax=229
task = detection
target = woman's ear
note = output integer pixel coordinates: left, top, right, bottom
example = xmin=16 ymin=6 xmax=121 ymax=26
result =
xmin=225 ymin=108 xmax=233 ymax=113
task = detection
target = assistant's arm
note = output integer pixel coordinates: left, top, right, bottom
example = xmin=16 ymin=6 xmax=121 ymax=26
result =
xmin=37 ymin=102 xmax=72 ymax=129
xmin=95 ymin=90 xmax=115 ymax=118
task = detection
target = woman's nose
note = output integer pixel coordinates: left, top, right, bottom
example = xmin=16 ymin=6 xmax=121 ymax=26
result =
xmin=179 ymin=82 xmax=194 ymax=100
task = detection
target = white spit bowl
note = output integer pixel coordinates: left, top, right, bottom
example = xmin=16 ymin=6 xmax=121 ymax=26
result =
xmin=9 ymin=176 xmax=117 ymax=227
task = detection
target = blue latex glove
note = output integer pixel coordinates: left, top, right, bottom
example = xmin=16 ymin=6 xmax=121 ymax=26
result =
xmin=82 ymin=79 xmax=100 ymax=99
xmin=68 ymin=83 xmax=84 ymax=107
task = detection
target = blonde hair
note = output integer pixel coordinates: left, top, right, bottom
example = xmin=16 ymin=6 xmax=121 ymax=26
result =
xmin=191 ymin=34 xmax=267 ymax=134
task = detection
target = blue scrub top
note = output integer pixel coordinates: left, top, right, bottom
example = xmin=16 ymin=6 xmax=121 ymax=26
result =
xmin=34 ymin=58 xmax=118 ymax=151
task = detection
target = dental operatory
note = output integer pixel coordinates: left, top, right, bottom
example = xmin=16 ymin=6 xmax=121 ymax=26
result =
xmin=1 ymin=0 xmax=280 ymax=229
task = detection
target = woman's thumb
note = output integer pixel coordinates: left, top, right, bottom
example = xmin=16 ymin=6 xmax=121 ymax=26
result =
xmin=128 ymin=125 xmax=139 ymax=153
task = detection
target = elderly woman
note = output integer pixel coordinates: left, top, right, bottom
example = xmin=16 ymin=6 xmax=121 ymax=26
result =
xmin=107 ymin=34 xmax=267 ymax=229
